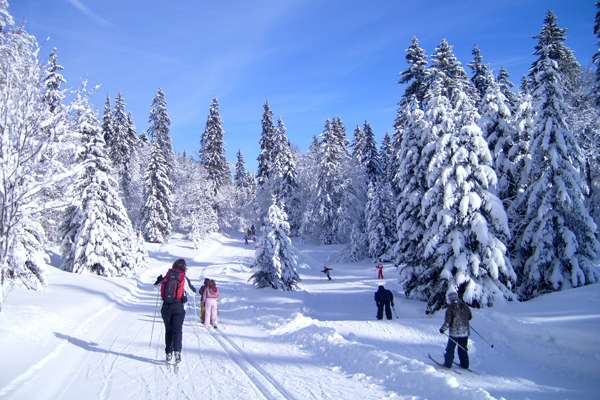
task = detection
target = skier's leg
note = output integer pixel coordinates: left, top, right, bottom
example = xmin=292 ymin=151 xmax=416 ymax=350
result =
xmin=172 ymin=309 xmax=185 ymax=353
xmin=204 ymin=301 xmax=214 ymax=328
xmin=200 ymin=301 xmax=206 ymax=323
xmin=212 ymin=303 xmax=218 ymax=327
xmin=443 ymin=337 xmax=456 ymax=368
xmin=161 ymin=304 xmax=173 ymax=354
xmin=457 ymin=337 xmax=469 ymax=369
xmin=385 ymin=303 xmax=392 ymax=320
xmin=376 ymin=305 xmax=384 ymax=320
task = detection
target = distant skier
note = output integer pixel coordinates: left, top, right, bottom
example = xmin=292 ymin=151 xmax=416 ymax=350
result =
xmin=198 ymin=278 xmax=209 ymax=323
xmin=439 ymin=291 xmax=472 ymax=369
xmin=203 ymin=279 xmax=220 ymax=329
xmin=374 ymin=285 xmax=394 ymax=320
xmin=375 ymin=260 xmax=384 ymax=280
xmin=250 ymin=224 xmax=256 ymax=241
xmin=322 ymin=265 xmax=333 ymax=280
xmin=153 ymin=258 xmax=194 ymax=364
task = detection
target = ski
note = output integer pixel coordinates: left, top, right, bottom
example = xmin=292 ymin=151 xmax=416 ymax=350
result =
xmin=453 ymin=362 xmax=478 ymax=374
xmin=427 ymin=354 xmax=461 ymax=374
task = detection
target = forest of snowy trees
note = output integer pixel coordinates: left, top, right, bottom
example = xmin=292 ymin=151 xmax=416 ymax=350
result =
xmin=1 ymin=0 xmax=600 ymax=312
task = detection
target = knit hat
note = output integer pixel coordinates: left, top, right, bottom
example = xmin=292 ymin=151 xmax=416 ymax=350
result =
xmin=446 ymin=292 xmax=459 ymax=304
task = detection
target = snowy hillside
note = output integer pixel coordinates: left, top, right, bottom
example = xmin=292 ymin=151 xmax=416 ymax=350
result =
xmin=0 ymin=234 xmax=598 ymax=400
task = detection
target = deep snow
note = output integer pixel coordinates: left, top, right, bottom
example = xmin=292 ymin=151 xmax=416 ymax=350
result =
xmin=0 ymin=233 xmax=598 ymax=399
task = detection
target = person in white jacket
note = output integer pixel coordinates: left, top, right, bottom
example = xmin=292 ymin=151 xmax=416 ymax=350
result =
xmin=203 ymin=279 xmax=220 ymax=329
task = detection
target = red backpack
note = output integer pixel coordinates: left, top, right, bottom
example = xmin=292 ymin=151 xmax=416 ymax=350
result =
xmin=160 ymin=269 xmax=185 ymax=303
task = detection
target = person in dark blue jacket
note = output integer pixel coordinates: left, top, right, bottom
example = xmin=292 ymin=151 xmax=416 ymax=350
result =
xmin=374 ymin=285 xmax=394 ymax=320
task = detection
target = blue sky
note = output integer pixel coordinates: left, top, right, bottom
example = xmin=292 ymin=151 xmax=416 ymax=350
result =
xmin=10 ymin=0 xmax=597 ymax=172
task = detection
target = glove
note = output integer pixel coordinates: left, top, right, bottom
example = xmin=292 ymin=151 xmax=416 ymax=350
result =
xmin=153 ymin=275 xmax=163 ymax=286
xmin=182 ymin=294 xmax=188 ymax=304
xmin=439 ymin=328 xmax=445 ymax=334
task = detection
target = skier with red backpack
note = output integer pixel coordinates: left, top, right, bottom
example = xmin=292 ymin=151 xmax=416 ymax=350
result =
xmin=153 ymin=258 xmax=194 ymax=364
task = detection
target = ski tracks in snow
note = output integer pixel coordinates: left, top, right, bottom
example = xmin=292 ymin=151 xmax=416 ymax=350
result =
xmin=208 ymin=328 xmax=296 ymax=400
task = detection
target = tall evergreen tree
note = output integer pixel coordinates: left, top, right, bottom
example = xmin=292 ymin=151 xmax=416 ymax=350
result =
xmin=306 ymin=119 xmax=347 ymax=244
xmin=140 ymin=140 xmax=173 ymax=243
xmin=251 ymin=200 xmax=301 ymax=290
xmin=392 ymin=37 xmax=428 ymax=197
xmin=256 ymin=101 xmax=276 ymax=187
xmin=109 ymin=92 xmax=129 ymax=170
xmin=399 ymin=37 xmax=429 ymax=105
xmin=496 ymin=67 xmax=517 ymax=111
xmin=430 ymin=39 xmax=478 ymax=106
xmin=271 ymin=118 xmax=300 ymax=233
xmin=394 ymin=96 xmax=428 ymax=272
xmin=147 ymin=89 xmax=174 ymax=179
xmin=200 ymin=98 xmax=230 ymax=193
xmin=424 ymin=88 xmax=515 ymax=312
xmin=478 ymin=72 xmax=514 ymax=202
xmin=468 ymin=46 xmax=492 ymax=102
xmin=101 ymin=96 xmax=112 ymax=146
xmin=62 ymin=90 xmax=137 ymax=277
xmin=351 ymin=125 xmax=365 ymax=163
xmin=365 ymin=182 xmax=394 ymax=259
xmin=234 ymin=150 xmax=249 ymax=189
xmin=361 ymin=121 xmax=381 ymax=184
xmin=380 ymin=132 xmax=394 ymax=183
xmin=42 ymin=48 xmax=65 ymax=114
xmin=513 ymin=20 xmax=599 ymax=299
xmin=528 ymin=11 xmax=581 ymax=98
xmin=594 ymin=1 xmax=600 ymax=107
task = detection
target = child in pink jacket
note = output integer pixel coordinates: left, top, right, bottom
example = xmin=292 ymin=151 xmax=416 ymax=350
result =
xmin=203 ymin=279 xmax=220 ymax=329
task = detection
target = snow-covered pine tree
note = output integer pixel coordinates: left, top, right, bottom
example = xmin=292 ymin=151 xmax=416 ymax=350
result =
xmin=394 ymin=96 xmax=428 ymax=271
xmin=271 ymin=118 xmax=301 ymax=234
xmin=200 ymin=98 xmax=230 ymax=193
xmin=147 ymin=88 xmax=174 ymax=179
xmin=380 ymin=132 xmax=394 ymax=184
xmin=101 ymin=96 xmax=112 ymax=145
xmin=351 ymin=125 xmax=365 ymax=163
xmin=1 ymin=13 xmax=55 ymax=307
xmin=528 ymin=11 xmax=581 ymax=102
xmin=413 ymin=76 xmax=516 ymax=313
xmin=256 ymin=101 xmax=276 ymax=187
xmin=140 ymin=140 xmax=173 ymax=243
xmin=0 ymin=0 xmax=14 ymax=30
xmin=468 ymin=46 xmax=492 ymax=103
xmin=513 ymin=22 xmax=599 ymax=299
xmin=496 ymin=67 xmax=517 ymax=111
xmin=392 ymin=37 xmax=429 ymax=198
xmin=61 ymin=87 xmax=137 ymax=277
xmin=594 ymin=0 xmax=600 ymax=107
xmin=309 ymin=119 xmax=347 ymax=244
xmin=109 ymin=93 xmax=129 ymax=170
xmin=343 ymin=162 xmax=369 ymax=261
xmin=251 ymin=200 xmax=300 ymax=290
xmin=361 ymin=121 xmax=381 ymax=184
xmin=399 ymin=37 xmax=429 ymax=104
xmin=43 ymin=48 xmax=65 ymax=114
xmin=430 ymin=39 xmax=479 ymax=106
xmin=478 ymin=71 xmax=514 ymax=202
xmin=234 ymin=150 xmax=249 ymax=189
xmin=365 ymin=182 xmax=394 ymax=259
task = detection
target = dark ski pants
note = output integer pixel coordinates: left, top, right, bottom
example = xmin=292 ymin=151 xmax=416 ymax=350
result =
xmin=376 ymin=303 xmax=393 ymax=320
xmin=161 ymin=302 xmax=185 ymax=354
xmin=444 ymin=336 xmax=469 ymax=368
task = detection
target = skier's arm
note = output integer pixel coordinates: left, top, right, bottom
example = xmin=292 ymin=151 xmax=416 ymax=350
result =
xmin=440 ymin=307 xmax=452 ymax=333
xmin=154 ymin=275 xmax=164 ymax=286
xmin=185 ymin=276 xmax=197 ymax=293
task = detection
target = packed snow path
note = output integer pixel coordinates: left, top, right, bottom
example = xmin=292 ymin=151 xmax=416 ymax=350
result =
xmin=1 ymin=234 xmax=599 ymax=399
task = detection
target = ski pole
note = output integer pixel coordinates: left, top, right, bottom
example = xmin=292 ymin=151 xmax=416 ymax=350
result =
xmin=392 ymin=305 xmax=399 ymax=319
xmin=149 ymin=287 xmax=160 ymax=348
xmin=441 ymin=332 xmax=469 ymax=353
xmin=471 ymin=325 xmax=494 ymax=348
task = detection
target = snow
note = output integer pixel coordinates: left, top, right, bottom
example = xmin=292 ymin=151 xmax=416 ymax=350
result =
xmin=1 ymin=233 xmax=599 ymax=399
